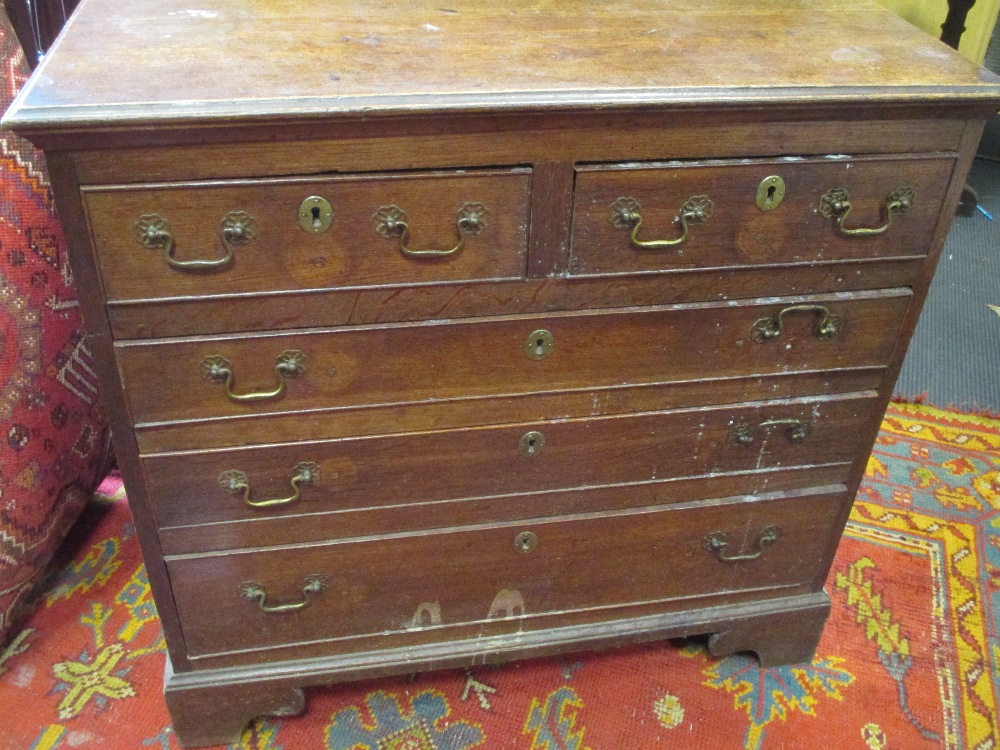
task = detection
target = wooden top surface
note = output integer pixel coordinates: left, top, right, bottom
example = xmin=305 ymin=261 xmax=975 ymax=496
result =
xmin=6 ymin=0 xmax=1000 ymax=134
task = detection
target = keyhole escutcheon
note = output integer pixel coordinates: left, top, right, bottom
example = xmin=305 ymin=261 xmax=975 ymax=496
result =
xmin=514 ymin=531 xmax=538 ymax=554
xmin=519 ymin=430 xmax=545 ymax=458
xmin=299 ymin=196 xmax=334 ymax=233
xmin=525 ymin=329 xmax=554 ymax=360
xmin=755 ymin=176 xmax=786 ymax=211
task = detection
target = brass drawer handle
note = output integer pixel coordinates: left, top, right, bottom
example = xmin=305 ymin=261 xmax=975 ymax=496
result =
xmin=704 ymin=526 xmax=781 ymax=563
xmin=751 ymin=304 xmax=843 ymax=342
xmin=372 ymin=202 xmax=490 ymax=257
xmin=732 ymin=419 xmax=810 ymax=446
xmin=218 ymin=461 xmax=320 ymax=509
xmin=818 ymin=186 xmax=914 ymax=237
xmin=134 ymin=211 xmax=257 ymax=270
xmin=201 ymin=349 xmax=307 ymax=402
xmin=240 ymin=574 xmax=329 ymax=614
xmin=609 ymin=195 xmax=712 ymax=249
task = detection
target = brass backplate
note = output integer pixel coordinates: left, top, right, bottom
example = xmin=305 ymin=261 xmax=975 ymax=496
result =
xmin=755 ymin=176 xmax=786 ymax=211
xmin=299 ymin=196 xmax=334 ymax=233
xmin=525 ymin=329 xmax=554 ymax=360
xmin=514 ymin=531 xmax=538 ymax=554
xmin=519 ymin=430 xmax=545 ymax=457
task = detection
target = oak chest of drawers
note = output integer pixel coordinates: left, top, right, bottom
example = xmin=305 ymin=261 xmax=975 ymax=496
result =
xmin=7 ymin=0 xmax=1000 ymax=745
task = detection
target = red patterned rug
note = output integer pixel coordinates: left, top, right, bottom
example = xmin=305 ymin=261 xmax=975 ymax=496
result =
xmin=1 ymin=402 xmax=998 ymax=749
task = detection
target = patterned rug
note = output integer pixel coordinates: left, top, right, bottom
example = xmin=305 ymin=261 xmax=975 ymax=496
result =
xmin=1 ymin=402 xmax=998 ymax=750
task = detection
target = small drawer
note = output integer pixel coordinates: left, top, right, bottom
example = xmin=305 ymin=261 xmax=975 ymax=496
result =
xmin=82 ymin=168 xmax=531 ymax=302
xmin=167 ymin=485 xmax=846 ymax=661
xmin=570 ymin=155 xmax=953 ymax=276
xmin=116 ymin=289 xmax=909 ymax=430
xmin=145 ymin=392 xmax=876 ymax=545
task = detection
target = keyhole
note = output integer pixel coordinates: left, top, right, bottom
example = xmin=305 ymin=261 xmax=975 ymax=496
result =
xmin=755 ymin=176 xmax=785 ymax=212
xmin=299 ymin=196 xmax=333 ymax=233
xmin=514 ymin=530 xmax=538 ymax=554
xmin=525 ymin=329 xmax=553 ymax=360
xmin=519 ymin=430 xmax=545 ymax=457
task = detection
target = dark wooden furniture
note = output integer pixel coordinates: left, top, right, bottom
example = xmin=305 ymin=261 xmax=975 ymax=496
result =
xmin=939 ymin=0 xmax=986 ymax=215
xmin=942 ymin=0 xmax=980 ymax=49
xmin=5 ymin=1 xmax=1000 ymax=746
xmin=4 ymin=0 xmax=80 ymax=68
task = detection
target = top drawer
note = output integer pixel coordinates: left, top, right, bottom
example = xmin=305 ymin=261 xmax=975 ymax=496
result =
xmin=82 ymin=169 xmax=531 ymax=302
xmin=570 ymin=155 xmax=954 ymax=275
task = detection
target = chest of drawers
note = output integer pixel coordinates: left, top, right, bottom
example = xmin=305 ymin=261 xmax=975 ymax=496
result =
xmin=6 ymin=0 xmax=1000 ymax=746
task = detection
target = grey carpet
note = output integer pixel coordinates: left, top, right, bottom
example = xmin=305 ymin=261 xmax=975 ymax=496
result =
xmin=894 ymin=157 xmax=1000 ymax=411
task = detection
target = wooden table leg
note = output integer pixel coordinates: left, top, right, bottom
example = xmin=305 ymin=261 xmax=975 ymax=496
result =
xmin=941 ymin=0 xmax=982 ymax=215
xmin=941 ymin=0 xmax=979 ymax=50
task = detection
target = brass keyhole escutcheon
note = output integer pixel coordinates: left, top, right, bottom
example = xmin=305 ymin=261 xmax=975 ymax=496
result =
xmin=514 ymin=531 xmax=538 ymax=554
xmin=519 ymin=430 xmax=545 ymax=458
xmin=755 ymin=176 xmax=785 ymax=211
xmin=526 ymin=329 xmax=554 ymax=360
xmin=299 ymin=196 xmax=334 ymax=233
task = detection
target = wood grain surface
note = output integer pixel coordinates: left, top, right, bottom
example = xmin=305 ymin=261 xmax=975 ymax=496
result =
xmin=571 ymin=155 xmax=954 ymax=274
xmin=68 ymin=114 xmax=969 ymax=179
xmin=143 ymin=392 xmax=876 ymax=537
xmin=166 ymin=485 xmax=846 ymax=662
xmin=84 ymin=169 xmax=531 ymax=301
xmin=158 ymin=465 xmax=853 ymax=556
xmin=135 ymin=368 xmax=885 ymax=454
xmin=106 ymin=259 xmax=924 ymax=341
xmin=116 ymin=290 xmax=909 ymax=429
xmin=6 ymin=0 xmax=1000 ymax=135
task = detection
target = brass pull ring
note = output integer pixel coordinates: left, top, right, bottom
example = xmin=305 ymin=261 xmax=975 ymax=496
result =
xmin=240 ymin=574 xmax=329 ymax=614
xmin=218 ymin=461 xmax=320 ymax=509
xmin=609 ymin=195 xmax=712 ymax=249
xmin=818 ymin=186 xmax=914 ymax=237
xmin=134 ymin=211 xmax=257 ymax=270
xmin=751 ymin=304 xmax=843 ymax=343
xmin=372 ymin=202 xmax=490 ymax=257
xmin=732 ymin=419 xmax=810 ymax=446
xmin=704 ymin=526 xmax=781 ymax=563
xmin=201 ymin=349 xmax=307 ymax=402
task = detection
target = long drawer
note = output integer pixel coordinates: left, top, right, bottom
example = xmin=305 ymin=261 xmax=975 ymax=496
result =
xmin=145 ymin=392 xmax=876 ymax=537
xmin=158 ymin=465 xmax=853 ymax=556
xmin=83 ymin=168 xmax=532 ymax=301
xmin=167 ymin=485 xmax=846 ymax=663
xmin=136 ymin=368 xmax=885 ymax=454
xmin=105 ymin=257 xmax=925 ymax=341
xmin=116 ymin=290 xmax=910 ymax=428
xmin=571 ymin=155 xmax=953 ymax=275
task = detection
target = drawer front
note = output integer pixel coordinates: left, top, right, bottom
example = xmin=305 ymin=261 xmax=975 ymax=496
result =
xmin=167 ymin=486 xmax=846 ymax=660
xmin=117 ymin=290 xmax=909 ymax=427
xmin=83 ymin=169 xmax=531 ymax=301
xmin=571 ymin=156 xmax=953 ymax=275
xmin=107 ymin=257 xmax=925 ymax=341
xmin=137 ymin=368 xmax=885 ymax=455
xmin=145 ymin=392 xmax=876 ymax=534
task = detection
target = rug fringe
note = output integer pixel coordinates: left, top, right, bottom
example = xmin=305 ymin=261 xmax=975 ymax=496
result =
xmin=891 ymin=393 xmax=1000 ymax=421
xmin=891 ymin=392 xmax=928 ymax=405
